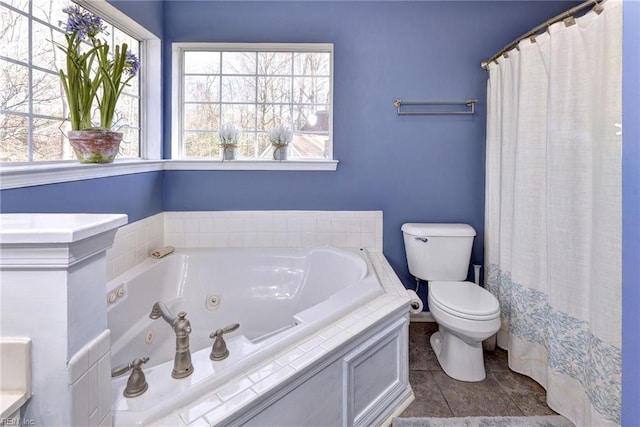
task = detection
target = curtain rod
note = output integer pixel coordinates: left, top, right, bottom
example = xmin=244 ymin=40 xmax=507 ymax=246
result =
xmin=480 ymin=0 xmax=604 ymax=70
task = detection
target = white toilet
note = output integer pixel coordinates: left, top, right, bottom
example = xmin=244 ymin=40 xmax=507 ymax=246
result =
xmin=402 ymin=223 xmax=500 ymax=382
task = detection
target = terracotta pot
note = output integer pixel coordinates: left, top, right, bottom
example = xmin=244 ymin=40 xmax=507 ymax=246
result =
xmin=68 ymin=129 xmax=123 ymax=164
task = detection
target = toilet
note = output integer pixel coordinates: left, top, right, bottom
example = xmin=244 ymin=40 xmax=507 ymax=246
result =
xmin=401 ymin=223 xmax=500 ymax=382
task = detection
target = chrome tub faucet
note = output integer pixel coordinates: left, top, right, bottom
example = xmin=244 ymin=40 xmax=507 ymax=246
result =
xmin=149 ymin=301 xmax=194 ymax=378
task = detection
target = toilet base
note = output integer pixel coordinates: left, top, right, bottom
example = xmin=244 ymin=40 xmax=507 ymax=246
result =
xmin=430 ymin=329 xmax=487 ymax=382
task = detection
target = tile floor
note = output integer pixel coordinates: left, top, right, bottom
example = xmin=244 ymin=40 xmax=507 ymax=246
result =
xmin=400 ymin=322 xmax=559 ymax=418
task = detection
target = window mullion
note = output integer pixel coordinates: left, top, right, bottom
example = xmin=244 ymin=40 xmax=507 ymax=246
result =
xmin=27 ymin=0 xmax=34 ymax=162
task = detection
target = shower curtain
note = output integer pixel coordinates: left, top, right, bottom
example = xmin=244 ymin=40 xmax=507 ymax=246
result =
xmin=484 ymin=1 xmax=622 ymax=426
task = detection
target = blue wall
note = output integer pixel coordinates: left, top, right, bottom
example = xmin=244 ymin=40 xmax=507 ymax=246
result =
xmin=162 ymin=0 xmax=577 ymax=289
xmin=622 ymin=0 xmax=640 ymax=424
xmin=0 ymin=172 xmax=164 ymax=223
xmin=109 ymin=0 xmax=164 ymax=38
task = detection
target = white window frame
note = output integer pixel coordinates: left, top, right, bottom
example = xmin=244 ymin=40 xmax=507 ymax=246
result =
xmin=169 ymin=42 xmax=338 ymax=171
xmin=0 ymin=0 xmax=163 ymax=190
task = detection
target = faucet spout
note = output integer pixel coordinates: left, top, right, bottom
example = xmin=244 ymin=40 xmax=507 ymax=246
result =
xmin=150 ymin=301 xmax=176 ymax=325
xmin=149 ymin=301 xmax=194 ymax=379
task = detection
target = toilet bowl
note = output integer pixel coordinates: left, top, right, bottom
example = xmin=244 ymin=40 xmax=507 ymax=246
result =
xmin=428 ymin=280 xmax=500 ymax=382
xmin=401 ymin=223 xmax=501 ymax=382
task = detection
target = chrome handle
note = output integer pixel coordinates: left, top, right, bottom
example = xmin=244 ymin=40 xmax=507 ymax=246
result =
xmin=415 ymin=237 xmax=428 ymax=243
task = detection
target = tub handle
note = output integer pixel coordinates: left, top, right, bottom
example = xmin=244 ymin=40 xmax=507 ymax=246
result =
xmin=209 ymin=323 xmax=240 ymax=361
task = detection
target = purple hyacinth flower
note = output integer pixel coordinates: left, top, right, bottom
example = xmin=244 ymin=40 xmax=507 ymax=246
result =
xmin=124 ymin=50 xmax=140 ymax=77
xmin=60 ymin=4 xmax=105 ymax=40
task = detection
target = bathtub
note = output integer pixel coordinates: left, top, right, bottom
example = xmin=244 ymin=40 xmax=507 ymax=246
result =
xmin=107 ymin=246 xmax=410 ymax=426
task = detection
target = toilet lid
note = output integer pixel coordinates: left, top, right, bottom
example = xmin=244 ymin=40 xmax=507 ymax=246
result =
xmin=429 ymin=281 xmax=500 ymax=320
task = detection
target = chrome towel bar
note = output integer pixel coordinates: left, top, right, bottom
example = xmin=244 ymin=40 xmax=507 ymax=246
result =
xmin=393 ymin=99 xmax=477 ymax=116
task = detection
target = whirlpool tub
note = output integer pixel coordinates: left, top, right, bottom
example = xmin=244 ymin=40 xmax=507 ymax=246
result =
xmin=108 ymin=246 xmax=411 ymax=426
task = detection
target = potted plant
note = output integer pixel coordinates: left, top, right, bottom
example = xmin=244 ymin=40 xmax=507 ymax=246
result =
xmin=268 ymin=124 xmax=293 ymax=161
xmin=57 ymin=5 xmax=139 ymax=163
xmin=218 ymin=124 xmax=241 ymax=161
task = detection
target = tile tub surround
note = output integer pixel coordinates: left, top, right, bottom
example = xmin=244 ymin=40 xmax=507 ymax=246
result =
xmin=164 ymin=211 xmax=383 ymax=252
xmin=106 ymin=211 xmax=383 ymax=282
xmin=106 ymin=212 xmax=164 ymax=281
xmin=123 ymin=251 xmax=412 ymax=426
xmin=68 ymin=330 xmax=112 ymax=426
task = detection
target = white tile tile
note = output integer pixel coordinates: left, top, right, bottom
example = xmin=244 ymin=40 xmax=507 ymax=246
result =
xmin=98 ymin=413 xmax=113 ymax=427
xmin=298 ymin=334 xmax=326 ymax=352
xmin=229 ymin=217 xmax=243 ymax=233
xmin=251 ymin=366 xmax=296 ymax=395
xmin=89 ymin=408 xmax=100 ymax=426
xmin=247 ymin=361 xmax=280 ymax=383
xmin=319 ymin=325 xmax=344 ymax=341
xmin=199 ymin=218 xmax=214 ymax=233
xmin=186 ymin=418 xmax=210 ymax=427
xmin=149 ymin=413 xmax=185 ymax=426
xmin=179 ymin=395 xmax=223 ymax=424
xmin=243 ymin=217 xmax=258 ymax=233
xmin=212 ymin=233 xmax=229 ymax=247
xmin=213 ymin=217 xmax=229 ymax=233
xmin=287 ymin=217 xmax=302 ymax=232
xmin=331 ymin=232 xmax=347 ymax=247
xmin=258 ymin=232 xmax=274 ymax=247
xmin=87 ymin=364 xmax=99 ymax=416
xmin=97 ymin=353 xmax=112 ymax=422
xmin=274 ymin=348 xmax=304 ymax=367
xmin=215 ymin=376 xmax=254 ymax=401
xmin=321 ymin=329 xmax=353 ymax=350
xmin=68 ymin=345 xmax=89 ymax=384
xmin=184 ymin=233 xmax=200 ymax=247
xmin=71 ymin=372 xmax=90 ymax=426
xmin=228 ymin=233 xmax=244 ymax=247
xmin=204 ymin=389 xmax=257 ymax=425
xmin=317 ymin=219 xmax=332 ymax=233
xmin=331 ymin=218 xmax=347 ymax=233
xmin=272 ymin=217 xmax=288 ymax=233
xmin=347 ymin=232 xmax=361 ymax=248
xmin=337 ymin=316 xmax=360 ymax=331
xmin=286 ymin=233 xmax=302 ymax=247
xmin=289 ymin=346 xmax=326 ymax=371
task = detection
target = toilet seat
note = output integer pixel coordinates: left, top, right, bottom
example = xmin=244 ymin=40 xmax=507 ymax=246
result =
xmin=429 ymin=281 xmax=499 ymax=321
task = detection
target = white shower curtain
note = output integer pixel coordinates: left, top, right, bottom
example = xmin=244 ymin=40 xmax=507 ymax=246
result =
xmin=484 ymin=1 xmax=622 ymax=426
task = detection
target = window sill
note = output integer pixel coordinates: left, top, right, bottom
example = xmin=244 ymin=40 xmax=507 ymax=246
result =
xmin=0 ymin=160 xmax=165 ymax=190
xmin=164 ymin=159 xmax=339 ymax=171
xmin=0 ymin=159 xmax=339 ymax=190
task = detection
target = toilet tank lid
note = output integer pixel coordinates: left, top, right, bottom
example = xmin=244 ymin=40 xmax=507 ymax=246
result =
xmin=401 ymin=223 xmax=476 ymax=237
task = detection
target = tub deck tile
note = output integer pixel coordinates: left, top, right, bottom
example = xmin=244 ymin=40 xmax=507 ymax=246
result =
xmin=247 ymin=361 xmax=281 ymax=384
xmin=179 ymin=395 xmax=223 ymax=425
xmin=298 ymin=334 xmax=326 ymax=352
xmin=289 ymin=346 xmax=326 ymax=371
xmin=274 ymin=348 xmax=305 ymax=367
xmin=203 ymin=388 xmax=258 ymax=426
xmin=320 ymin=329 xmax=353 ymax=351
xmin=318 ymin=324 xmax=345 ymax=341
xmin=250 ymin=366 xmax=297 ymax=396
xmin=215 ymin=376 xmax=254 ymax=402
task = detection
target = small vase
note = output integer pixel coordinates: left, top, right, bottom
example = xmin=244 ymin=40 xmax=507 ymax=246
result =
xmin=68 ymin=129 xmax=123 ymax=164
xmin=272 ymin=145 xmax=288 ymax=161
xmin=220 ymin=145 xmax=237 ymax=161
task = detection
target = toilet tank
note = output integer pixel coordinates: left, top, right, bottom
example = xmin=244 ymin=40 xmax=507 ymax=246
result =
xmin=401 ymin=223 xmax=475 ymax=281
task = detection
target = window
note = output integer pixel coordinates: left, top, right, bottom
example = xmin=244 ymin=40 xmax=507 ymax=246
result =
xmin=173 ymin=43 xmax=333 ymax=161
xmin=0 ymin=0 xmax=141 ymax=163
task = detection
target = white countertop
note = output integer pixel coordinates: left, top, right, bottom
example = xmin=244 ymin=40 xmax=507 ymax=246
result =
xmin=0 ymin=214 xmax=127 ymax=244
xmin=0 ymin=391 xmax=29 ymax=419
xmin=1 ymin=338 xmax=32 ymax=419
